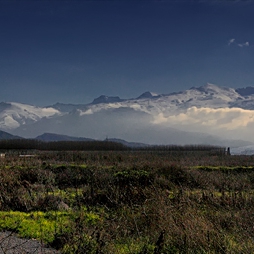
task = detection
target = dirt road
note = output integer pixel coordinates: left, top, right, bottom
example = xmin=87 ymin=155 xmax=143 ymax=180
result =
xmin=0 ymin=231 xmax=60 ymax=254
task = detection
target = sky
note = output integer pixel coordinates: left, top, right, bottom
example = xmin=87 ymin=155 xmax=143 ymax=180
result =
xmin=1 ymin=0 xmax=254 ymax=106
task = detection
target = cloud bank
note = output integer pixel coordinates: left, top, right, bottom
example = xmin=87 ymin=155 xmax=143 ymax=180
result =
xmin=9 ymin=104 xmax=254 ymax=146
xmin=152 ymin=107 xmax=254 ymax=142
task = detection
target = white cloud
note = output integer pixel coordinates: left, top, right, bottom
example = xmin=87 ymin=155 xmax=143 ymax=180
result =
xmin=228 ymin=38 xmax=235 ymax=45
xmin=152 ymin=106 xmax=254 ymax=142
xmin=78 ymin=105 xmax=254 ymax=143
xmin=80 ymin=109 xmax=93 ymax=115
xmin=228 ymin=38 xmax=250 ymax=47
xmin=238 ymin=41 xmax=249 ymax=47
xmin=153 ymin=106 xmax=254 ymax=129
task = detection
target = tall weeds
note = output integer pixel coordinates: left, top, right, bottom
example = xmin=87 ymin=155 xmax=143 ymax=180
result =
xmin=0 ymin=151 xmax=254 ymax=253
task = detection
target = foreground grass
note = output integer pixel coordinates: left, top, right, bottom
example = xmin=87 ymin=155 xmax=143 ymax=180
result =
xmin=1 ymin=151 xmax=254 ymax=253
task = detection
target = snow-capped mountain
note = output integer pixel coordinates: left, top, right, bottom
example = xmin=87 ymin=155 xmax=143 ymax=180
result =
xmin=0 ymin=102 xmax=61 ymax=130
xmin=75 ymin=83 xmax=245 ymax=117
xmin=1 ymin=83 xmax=254 ymax=146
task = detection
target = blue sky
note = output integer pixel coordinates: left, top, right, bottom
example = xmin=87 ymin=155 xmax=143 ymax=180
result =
xmin=1 ymin=0 xmax=254 ymax=106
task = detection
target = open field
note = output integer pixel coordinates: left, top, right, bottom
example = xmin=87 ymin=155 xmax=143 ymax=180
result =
xmin=1 ymin=148 xmax=254 ymax=253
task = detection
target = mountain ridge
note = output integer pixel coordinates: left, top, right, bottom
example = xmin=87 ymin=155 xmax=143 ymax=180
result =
xmin=1 ymin=83 xmax=254 ymax=146
xmin=0 ymin=130 xmax=252 ymax=151
xmin=0 ymin=130 xmax=23 ymax=140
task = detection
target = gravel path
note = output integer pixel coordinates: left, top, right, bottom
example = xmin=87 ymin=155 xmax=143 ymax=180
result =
xmin=0 ymin=232 xmax=60 ymax=254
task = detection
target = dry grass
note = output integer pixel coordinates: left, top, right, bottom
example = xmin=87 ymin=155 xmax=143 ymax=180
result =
xmin=0 ymin=151 xmax=254 ymax=253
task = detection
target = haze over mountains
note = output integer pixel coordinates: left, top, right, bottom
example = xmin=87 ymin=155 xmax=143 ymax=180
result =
xmin=1 ymin=83 xmax=254 ymax=147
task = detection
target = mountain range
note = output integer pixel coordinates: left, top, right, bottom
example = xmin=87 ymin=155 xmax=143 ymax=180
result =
xmin=1 ymin=83 xmax=254 ymax=148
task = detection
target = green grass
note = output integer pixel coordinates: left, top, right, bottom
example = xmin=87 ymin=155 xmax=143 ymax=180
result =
xmin=0 ymin=208 xmax=101 ymax=244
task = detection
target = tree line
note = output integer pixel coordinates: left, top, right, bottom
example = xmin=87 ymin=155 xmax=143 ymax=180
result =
xmin=0 ymin=139 xmax=226 ymax=155
xmin=0 ymin=139 xmax=127 ymax=151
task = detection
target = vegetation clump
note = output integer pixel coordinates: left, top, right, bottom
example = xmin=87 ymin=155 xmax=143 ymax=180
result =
xmin=0 ymin=148 xmax=254 ymax=253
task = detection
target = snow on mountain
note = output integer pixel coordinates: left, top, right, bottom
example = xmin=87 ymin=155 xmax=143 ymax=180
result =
xmin=77 ymin=83 xmax=246 ymax=118
xmin=162 ymin=83 xmax=243 ymax=109
xmin=0 ymin=102 xmax=61 ymax=131
xmin=2 ymin=83 xmax=254 ymax=146
xmin=51 ymin=83 xmax=254 ymax=118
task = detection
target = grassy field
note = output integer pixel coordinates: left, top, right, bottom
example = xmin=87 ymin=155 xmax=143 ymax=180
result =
xmin=0 ymin=149 xmax=254 ymax=253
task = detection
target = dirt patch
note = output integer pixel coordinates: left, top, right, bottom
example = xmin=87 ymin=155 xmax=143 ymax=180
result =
xmin=0 ymin=231 xmax=60 ymax=254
